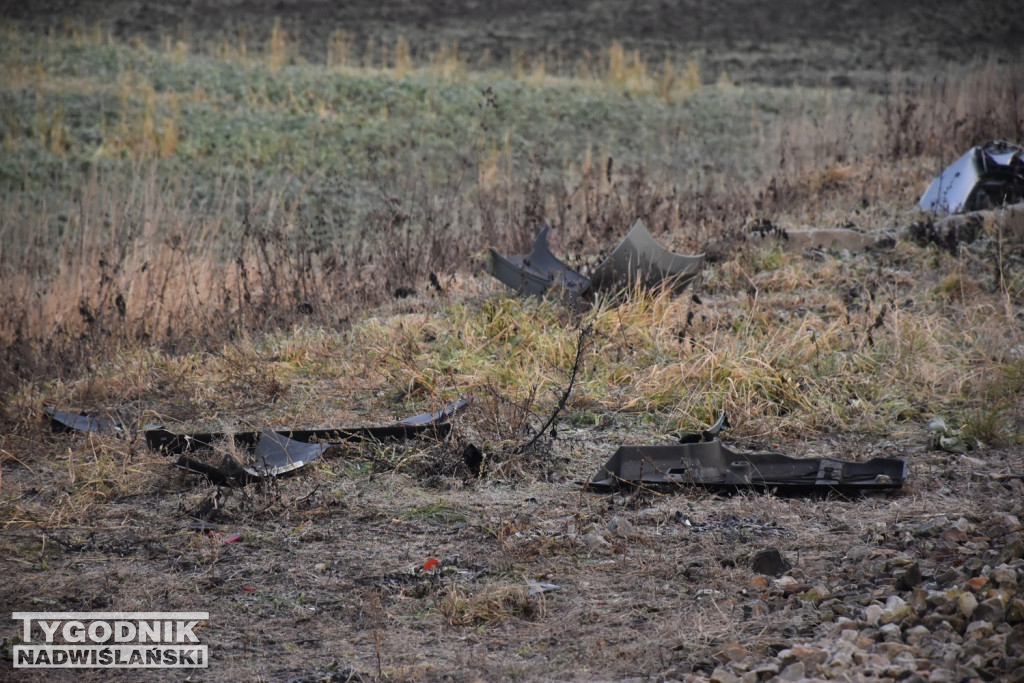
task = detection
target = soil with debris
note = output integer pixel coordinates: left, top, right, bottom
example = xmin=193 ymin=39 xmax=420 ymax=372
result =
xmin=2 ymin=414 xmax=1023 ymax=681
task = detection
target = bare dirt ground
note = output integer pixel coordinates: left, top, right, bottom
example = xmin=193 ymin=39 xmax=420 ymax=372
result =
xmin=2 ymin=2 xmax=1024 ymax=682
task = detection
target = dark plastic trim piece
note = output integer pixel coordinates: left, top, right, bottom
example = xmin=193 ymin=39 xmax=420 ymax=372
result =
xmin=486 ymin=226 xmax=589 ymax=303
xmin=588 ymin=418 xmax=907 ymax=493
xmin=588 ymin=219 xmax=704 ymax=294
xmin=147 ymin=398 xmax=467 ymax=454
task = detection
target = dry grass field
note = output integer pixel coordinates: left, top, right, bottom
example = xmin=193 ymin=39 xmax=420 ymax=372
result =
xmin=1 ymin=2 xmax=1023 ymax=680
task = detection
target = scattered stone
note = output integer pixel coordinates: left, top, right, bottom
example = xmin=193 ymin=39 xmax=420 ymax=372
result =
xmin=958 ymin=592 xmax=979 ymax=619
xmin=965 ymin=620 xmax=995 ymax=639
xmin=855 ymin=630 xmax=878 ymax=648
xmin=786 ymin=646 xmax=828 ymax=667
xmin=826 ymin=651 xmax=853 ymax=669
xmin=933 ymin=619 xmax=961 ymax=639
xmin=648 ymin=510 xmax=1024 ymax=680
xmin=964 ymin=557 xmax=986 ymax=575
xmin=952 ymin=517 xmax=975 ymax=533
xmin=845 ymin=544 xmax=880 ymax=560
xmin=777 ymin=661 xmax=805 ymax=681
xmin=882 ymin=603 xmax=917 ymax=626
xmin=923 ymin=613 xmax=965 ymax=633
xmin=992 ymin=565 xmax=1018 ymax=590
xmin=884 ymin=662 xmax=916 ymax=678
xmin=910 ymin=587 xmax=929 ymax=614
xmin=710 ymin=666 xmax=740 ymax=683
xmin=742 ymin=601 xmax=769 ymax=619
xmin=1009 ymin=628 xmax=1024 ymax=653
xmin=749 ymin=662 xmax=779 ymax=677
xmin=942 ymin=528 xmax=969 ymax=543
xmin=884 ymin=595 xmax=907 ymax=611
xmin=716 ymin=642 xmax=749 ymax=664
xmin=879 ymin=623 xmax=903 ymax=642
xmin=838 ymin=628 xmax=858 ymax=643
xmin=606 ymin=515 xmax=635 ymax=538
xmin=905 ymin=625 xmax=931 ymax=646
xmin=751 ymin=547 xmax=792 ymax=577
xmin=1007 ymin=598 xmax=1024 ymax=624
xmin=636 ymin=509 xmax=665 ymax=524
xmin=894 ymin=562 xmax=922 ymax=590
xmin=974 ymin=597 xmax=1005 ymax=624
xmin=804 ymin=584 xmax=830 ymax=605
xmin=967 ymin=576 xmax=989 ymax=591
xmin=1003 ymin=535 xmax=1024 ymax=562
xmin=925 ymin=589 xmax=953 ymax=612
xmin=581 ymin=531 xmax=611 ymax=551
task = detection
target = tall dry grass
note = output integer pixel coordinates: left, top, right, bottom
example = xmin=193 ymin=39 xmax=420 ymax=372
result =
xmin=0 ymin=28 xmax=1021 ymax=407
xmin=757 ymin=58 xmax=1024 ymax=220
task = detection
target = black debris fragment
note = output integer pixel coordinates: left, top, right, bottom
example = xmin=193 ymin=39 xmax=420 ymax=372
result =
xmin=429 ymin=272 xmax=444 ymax=294
xmin=166 ymin=399 xmax=467 ymax=486
xmin=462 ymin=443 xmax=484 ymax=477
xmin=176 ymin=456 xmax=244 ymax=487
xmin=486 ymin=225 xmax=590 ymax=304
xmin=45 ymin=407 xmax=123 ymax=434
xmin=148 ymin=398 xmax=467 ymax=454
xmin=751 ymin=547 xmax=792 ymax=577
xmin=486 ymin=220 xmax=703 ymax=306
xmin=394 ymin=286 xmax=417 ymax=299
xmin=587 ymin=417 xmax=906 ymax=493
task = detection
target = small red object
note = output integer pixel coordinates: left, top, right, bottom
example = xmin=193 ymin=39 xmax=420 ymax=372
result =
xmin=242 ymin=585 xmax=257 ymax=592
xmin=222 ymin=532 xmax=242 ymax=545
xmin=422 ymin=557 xmax=439 ymax=571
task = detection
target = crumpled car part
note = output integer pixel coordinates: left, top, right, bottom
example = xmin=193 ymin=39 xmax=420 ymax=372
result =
xmin=45 ymin=407 xmax=125 ymax=433
xmin=176 ymin=429 xmax=328 ymax=484
xmin=587 ymin=219 xmax=704 ymax=294
xmin=248 ymin=428 xmax=329 ymax=476
xmin=588 ymin=417 xmax=906 ymax=492
xmin=147 ymin=398 xmax=467 ymax=454
xmin=486 ymin=225 xmax=590 ymax=303
xmin=920 ymin=140 xmax=1024 ymax=214
xmin=486 ymin=220 xmax=703 ymax=304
